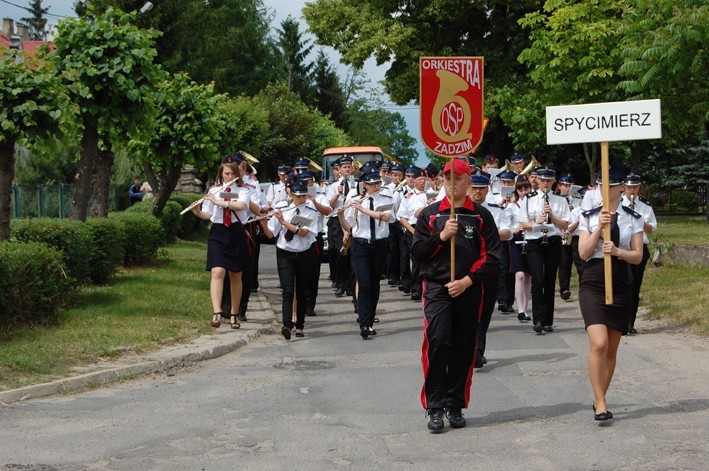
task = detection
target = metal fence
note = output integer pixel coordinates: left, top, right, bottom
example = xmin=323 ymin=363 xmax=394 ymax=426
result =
xmin=10 ymin=184 xmax=129 ymax=219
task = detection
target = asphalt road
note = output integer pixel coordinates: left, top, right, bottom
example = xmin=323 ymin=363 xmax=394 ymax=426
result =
xmin=1 ymin=244 xmax=708 ymax=470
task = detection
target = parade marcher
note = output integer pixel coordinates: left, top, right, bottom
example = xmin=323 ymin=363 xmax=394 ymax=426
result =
xmin=481 ymin=154 xmax=499 ymax=174
xmin=398 ymin=166 xmax=428 ymax=301
xmin=261 ymin=181 xmax=318 ymax=339
xmin=472 ymin=172 xmax=510 ymax=368
xmin=397 ymin=166 xmax=418 ymax=294
xmin=510 ymin=153 xmax=525 ymax=176
xmin=340 ymin=170 xmax=395 ymax=338
xmin=577 ymin=166 xmax=644 ymax=421
xmin=520 ymin=167 xmax=570 ymax=333
xmin=299 ymin=171 xmax=332 ymax=317
xmin=425 ymin=163 xmax=441 ymax=193
xmin=293 ymin=158 xmax=310 ymax=175
xmin=191 ymin=160 xmax=249 ymax=330
xmin=327 ymin=155 xmax=355 ymax=297
xmin=556 ymin=174 xmax=577 ymax=301
xmin=490 ymin=169 xmax=516 ymax=313
xmin=266 ymin=165 xmax=291 ymax=208
xmin=509 ymin=176 xmax=533 ymax=321
xmin=412 ymin=159 xmax=500 ymax=432
xmin=387 ymin=164 xmax=406 ymax=287
xmin=326 ymin=159 xmax=342 ymax=285
xmin=568 ymin=186 xmax=589 ymax=283
xmin=528 ymin=166 xmax=540 ymax=191
xmin=621 ymin=173 xmax=657 ymax=334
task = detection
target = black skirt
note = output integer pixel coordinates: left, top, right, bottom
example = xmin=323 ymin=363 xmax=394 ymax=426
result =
xmin=206 ymin=223 xmax=246 ymax=273
xmin=509 ymin=232 xmax=530 ymax=274
xmin=578 ymin=258 xmax=632 ymax=333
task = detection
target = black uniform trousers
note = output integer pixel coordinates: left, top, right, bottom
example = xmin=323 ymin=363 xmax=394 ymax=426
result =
xmin=571 ymin=236 xmax=586 ymax=281
xmin=277 ymin=246 xmax=316 ymax=330
xmin=399 ymin=228 xmax=412 ymax=291
xmin=351 ymin=238 xmax=387 ymax=328
xmin=526 ymin=236 xmax=562 ymax=326
xmin=247 ymin=221 xmax=261 ymax=292
xmin=628 ymin=244 xmax=650 ymax=330
xmin=405 ymin=231 xmax=422 ymax=297
xmin=306 ymin=234 xmax=324 ymax=315
xmin=558 ymin=240 xmax=573 ymax=293
xmin=497 ymin=240 xmax=514 ymax=307
xmin=387 ymin=221 xmax=402 ymax=284
xmin=477 ymin=276 xmax=500 ymax=356
xmin=328 ymin=217 xmax=352 ymax=292
xmin=421 ymin=280 xmax=483 ymax=410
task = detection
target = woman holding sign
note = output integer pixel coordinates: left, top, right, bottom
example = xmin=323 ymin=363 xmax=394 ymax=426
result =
xmin=577 ymin=167 xmax=644 ymax=421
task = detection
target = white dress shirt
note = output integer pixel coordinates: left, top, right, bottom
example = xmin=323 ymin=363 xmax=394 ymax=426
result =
xmin=579 ymin=206 xmax=644 ymax=259
xmin=521 ymin=190 xmax=570 ymax=240
xmin=621 ymin=194 xmax=657 ymax=244
xmin=344 ymin=191 xmax=395 ymax=241
xmin=268 ymin=203 xmax=318 ymax=252
xmin=202 ymin=183 xmax=250 ymax=224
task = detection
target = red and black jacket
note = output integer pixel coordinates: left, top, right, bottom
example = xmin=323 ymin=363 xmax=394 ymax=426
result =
xmin=412 ymin=196 xmax=500 ymax=284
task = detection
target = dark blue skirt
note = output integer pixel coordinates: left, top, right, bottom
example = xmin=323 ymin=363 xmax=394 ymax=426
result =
xmin=206 ymin=223 xmax=246 ymax=273
xmin=578 ymin=258 xmax=632 ymax=334
xmin=509 ymin=232 xmax=530 ymax=274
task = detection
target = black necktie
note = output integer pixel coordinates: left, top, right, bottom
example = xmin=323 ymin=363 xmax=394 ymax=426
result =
xmin=343 ymin=178 xmax=349 ymax=197
xmin=285 ymin=208 xmax=300 ymax=242
xmin=610 ymin=213 xmax=620 ymax=248
xmin=369 ymin=197 xmax=375 ymax=241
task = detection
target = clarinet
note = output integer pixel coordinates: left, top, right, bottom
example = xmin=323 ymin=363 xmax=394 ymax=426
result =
xmin=562 ymin=195 xmax=573 ymax=246
xmin=541 ymin=192 xmax=550 ymax=247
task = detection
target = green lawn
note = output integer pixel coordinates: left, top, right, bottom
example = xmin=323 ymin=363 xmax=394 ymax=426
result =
xmin=650 ymin=215 xmax=707 ymax=247
xmin=0 ymin=239 xmax=213 ymax=391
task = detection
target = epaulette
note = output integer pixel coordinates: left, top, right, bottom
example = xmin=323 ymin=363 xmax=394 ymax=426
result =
xmin=638 ymin=196 xmax=651 ymax=206
xmin=240 ymin=182 xmax=256 ymax=189
xmin=582 ymin=206 xmax=602 ymax=218
xmin=527 ymin=191 xmax=538 ymax=198
xmin=379 ymin=194 xmax=393 ymax=199
xmin=487 ymin=203 xmax=502 ymax=208
xmin=622 ymin=206 xmax=642 ymax=219
xmin=404 ymin=192 xmax=415 ymax=199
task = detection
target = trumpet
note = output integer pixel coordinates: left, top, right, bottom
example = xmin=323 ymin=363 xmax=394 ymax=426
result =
xmin=239 ymin=150 xmax=259 ymax=164
xmin=306 ymin=157 xmax=323 ymax=172
xmin=180 ymin=177 xmax=239 ymax=215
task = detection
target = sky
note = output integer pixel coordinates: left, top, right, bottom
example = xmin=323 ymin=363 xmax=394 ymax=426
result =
xmin=1 ymin=0 xmax=426 ymax=159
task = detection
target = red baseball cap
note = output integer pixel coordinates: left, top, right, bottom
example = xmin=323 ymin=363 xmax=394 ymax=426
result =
xmin=443 ymin=159 xmax=472 ymax=176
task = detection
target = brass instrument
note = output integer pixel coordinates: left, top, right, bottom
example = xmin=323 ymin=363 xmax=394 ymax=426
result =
xmin=499 ymin=159 xmax=513 ymax=172
xmin=520 ymin=156 xmax=541 ymax=175
xmin=340 ymin=231 xmax=352 ymax=255
xmin=383 ymin=153 xmax=402 ymax=165
xmin=239 ymin=150 xmax=259 ymax=164
xmin=306 ymin=157 xmax=323 ymax=173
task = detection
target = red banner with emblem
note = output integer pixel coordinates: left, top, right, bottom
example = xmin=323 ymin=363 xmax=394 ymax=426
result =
xmin=419 ymin=57 xmax=484 ymax=157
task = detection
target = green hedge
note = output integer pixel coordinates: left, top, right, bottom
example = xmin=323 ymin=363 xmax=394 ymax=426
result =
xmin=11 ymin=218 xmax=95 ymax=286
xmin=0 ymin=241 xmax=69 ymax=329
xmin=108 ymin=211 xmax=164 ymax=265
xmin=86 ymin=217 xmax=127 ymax=283
xmin=169 ymin=193 xmax=206 ymax=239
xmin=127 ymin=199 xmax=185 ymax=243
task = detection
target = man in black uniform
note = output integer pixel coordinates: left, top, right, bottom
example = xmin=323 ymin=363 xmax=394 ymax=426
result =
xmin=412 ymin=159 xmax=500 ymax=432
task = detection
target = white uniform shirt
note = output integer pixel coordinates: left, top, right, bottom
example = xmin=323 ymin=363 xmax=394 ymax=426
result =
xmin=580 ymin=186 xmax=603 ymax=211
xmin=621 ymin=194 xmax=657 ymax=245
xmin=266 ymin=180 xmax=288 ymax=207
xmin=326 ymin=176 xmax=356 ymax=211
xmin=508 ymin=200 xmax=526 ymax=230
xmin=579 ymin=206 xmax=644 ymax=259
xmin=202 ymin=183 xmax=250 ymax=225
xmin=521 ymin=190 xmax=570 ymax=240
xmin=482 ymin=202 xmax=512 ymax=238
xmin=397 ymin=189 xmax=427 ymax=226
xmin=569 ymin=205 xmax=584 ymax=236
xmin=344 ymin=191 xmax=395 ymax=241
xmin=268 ymin=203 xmax=318 ymax=252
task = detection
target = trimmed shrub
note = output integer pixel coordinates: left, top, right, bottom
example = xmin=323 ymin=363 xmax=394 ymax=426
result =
xmin=669 ymin=189 xmax=700 ymax=213
xmin=0 ymin=241 xmax=69 ymax=329
xmin=108 ymin=211 xmax=164 ymax=265
xmin=170 ymin=193 xmax=206 ymax=239
xmin=86 ymin=218 xmax=127 ymax=283
xmin=127 ymin=198 xmax=183 ymax=243
xmin=11 ymin=218 xmax=95 ymax=286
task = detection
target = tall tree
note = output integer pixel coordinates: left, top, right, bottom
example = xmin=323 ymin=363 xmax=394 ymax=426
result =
xmin=0 ymin=50 xmax=68 ymax=241
xmin=346 ymin=101 xmax=417 ymax=166
xmin=277 ymin=16 xmax=315 ymax=104
xmin=52 ymin=8 xmax=162 ymax=221
xmin=312 ymin=49 xmax=348 ymax=130
xmin=21 ymin=0 xmax=49 ymax=40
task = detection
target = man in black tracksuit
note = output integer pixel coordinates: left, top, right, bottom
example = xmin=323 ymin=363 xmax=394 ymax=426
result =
xmin=412 ymin=159 xmax=500 ymax=433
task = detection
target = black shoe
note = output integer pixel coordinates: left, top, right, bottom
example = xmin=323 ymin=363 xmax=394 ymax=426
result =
xmin=474 ymin=355 xmax=484 ymax=368
xmin=346 ymin=290 xmax=353 ymax=297
xmin=360 ymin=327 xmax=370 ymax=339
xmin=388 ymin=279 xmax=398 ymax=286
xmin=481 ymin=354 xmax=487 ymax=364
xmin=237 ymin=313 xmax=247 ymax=322
xmin=498 ymin=303 xmax=508 ymax=312
xmin=445 ymin=408 xmax=466 ymax=429
xmin=335 ymin=288 xmax=345 ymax=297
xmin=629 ymin=327 xmax=638 ymax=334
xmin=281 ymin=326 xmax=291 ymax=340
xmin=560 ymin=290 xmax=571 ymax=300
xmin=250 ymin=287 xmax=258 ymax=294
xmin=411 ymin=293 xmax=421 ymax=301
xmin=373 ymin=317 xmax=379 ymax=323
xmin=368 ymin=328 xmax=377 ymax=336
xmin=399 ymin=285 xmax=410 ymax=293
xmin=306 ymin=310 xmax=317 ymax=317
xmin=543 ymin=325 xmax=554 ymax=333
xmin=517 ymin=312 xmax=527 ymax=321
xmin=594 ymin=411 xmax=613 ymax=421
xmin=295 ymin=331 xmax=305 ymax=338
xmin=426 ymin=408 xmax=445 ymax=432
xmin=533 ymin=323 xmax=543 ymax=333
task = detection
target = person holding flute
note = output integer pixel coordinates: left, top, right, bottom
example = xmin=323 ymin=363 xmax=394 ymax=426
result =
xmin=578 ymin=166 xmax=644 ymax=421
xmin=412 ymin=159 xmax=500 ymax=432
xmin=191 ymin=159 xmax=249 ymax=330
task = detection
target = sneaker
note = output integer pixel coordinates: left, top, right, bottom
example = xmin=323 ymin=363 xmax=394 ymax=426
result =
xmin=445 ymin=408 xmax=466 ymax=429
xmin=426 ymin=408 xmax=445 ymax=432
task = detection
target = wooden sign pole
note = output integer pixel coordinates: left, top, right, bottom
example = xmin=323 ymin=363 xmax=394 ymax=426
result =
xmin=450 ymin=156 xmax=456 ymax=283
xmin=600 ymin=142 xmax=613 ymax=304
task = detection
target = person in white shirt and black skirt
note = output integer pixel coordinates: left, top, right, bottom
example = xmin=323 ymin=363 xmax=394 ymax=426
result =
xmin=191 ymin=160 xmax=249 ymax=330
xmin=578 ymin=167 xmax=644 ymax=421
xmin=261 ymin=181 xmax=318 ymax=339
xmin=340 ymin=170 xmax=395 ymax=339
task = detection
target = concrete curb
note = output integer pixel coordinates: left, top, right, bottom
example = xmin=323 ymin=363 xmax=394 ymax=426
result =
xmin=0 ymin=293 xmax=279 ymax=405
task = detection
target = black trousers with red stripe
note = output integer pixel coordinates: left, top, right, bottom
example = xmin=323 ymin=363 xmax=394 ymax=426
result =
xmin=421 ymin=279 xmax=483 ymax=411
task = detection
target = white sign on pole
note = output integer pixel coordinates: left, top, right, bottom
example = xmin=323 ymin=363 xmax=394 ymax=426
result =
xmin=546 ymin=99 xmax=662 ymax=145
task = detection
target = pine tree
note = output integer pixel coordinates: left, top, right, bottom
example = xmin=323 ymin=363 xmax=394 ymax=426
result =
xmin=312 ymin=50 xmax=348 ymax=130
xmin=277 ymin=16 xmax=315 ymax=105
xmin=21 ymin=0 xmax=49 ymax=40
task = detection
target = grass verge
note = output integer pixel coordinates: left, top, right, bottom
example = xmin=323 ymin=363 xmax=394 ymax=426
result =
xmin=0 ymin=238 xmax=212 ymax=391
xmin=650 ymin=215 xmax=706 ymax=247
